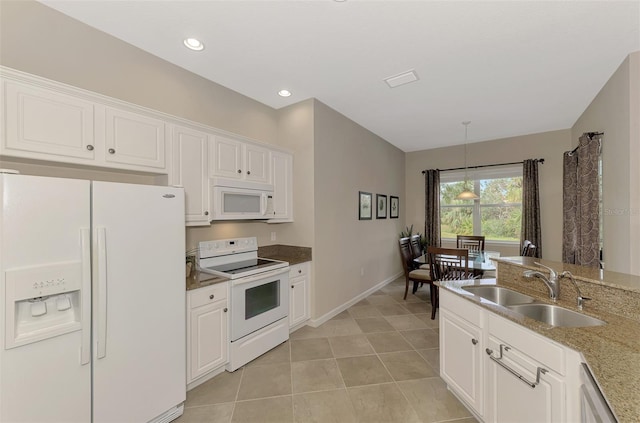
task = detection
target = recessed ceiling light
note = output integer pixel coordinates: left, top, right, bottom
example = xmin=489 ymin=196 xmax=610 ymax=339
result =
xmin=278 ymin=90 xmax=292 ymax=97
xmin=183 ymin=38 xmax=204 ymax=51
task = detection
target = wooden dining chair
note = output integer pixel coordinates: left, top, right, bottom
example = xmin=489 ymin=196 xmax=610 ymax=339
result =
xmin=427 ymin=246 xmax=473 ymax=319
xmin=409 ymin=234 xmax=430 ymax=270
xmin=399 ymin=237 xmax=432 ymax=300
xmin=456 ymin=235 xmax=485 ymax=253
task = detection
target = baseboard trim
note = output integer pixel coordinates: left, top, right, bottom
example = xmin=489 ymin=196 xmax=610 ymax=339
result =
xmin=308 ymin=272 xmax=403 ymax=328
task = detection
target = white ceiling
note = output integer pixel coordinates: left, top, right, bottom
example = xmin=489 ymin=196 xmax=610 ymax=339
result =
xmin=39 ymin=0 xmax=640 ymax=152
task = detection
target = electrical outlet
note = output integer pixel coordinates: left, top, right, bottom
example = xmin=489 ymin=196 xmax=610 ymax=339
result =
xmin=270 ymin=232 xmax=276 ymax=241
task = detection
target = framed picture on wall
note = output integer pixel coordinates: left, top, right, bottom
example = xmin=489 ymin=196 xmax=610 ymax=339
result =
xmin=390 ymin=196 xmax=399 ymax=219
xmin=359 ymin=191 xmax=372 ymax=220
xmin=376 ymin=194 xmax=387 ymax=219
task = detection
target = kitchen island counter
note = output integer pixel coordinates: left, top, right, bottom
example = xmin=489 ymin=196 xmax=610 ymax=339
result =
xmin=437 ymin=257 xmax=640 ymax=423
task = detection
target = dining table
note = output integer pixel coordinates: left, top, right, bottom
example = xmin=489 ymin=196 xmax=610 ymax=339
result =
xmin=413 ymin=251 xmax=497 ymax=277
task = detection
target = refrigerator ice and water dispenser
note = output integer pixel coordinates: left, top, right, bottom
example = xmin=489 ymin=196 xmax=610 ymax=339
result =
xmin=4 ymin=261 xmax=83 ymax=349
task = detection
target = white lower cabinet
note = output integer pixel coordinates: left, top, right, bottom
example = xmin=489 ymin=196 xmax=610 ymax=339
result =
xmin=289 ymin=262 xmax=310 ymax=329
xmin=187 ymin=283 xmax=229 ymax=387
xmin=440 ymin=288 xmax=581 ymax=423
xmin=440 ymin=289 xmax=484 ymax=418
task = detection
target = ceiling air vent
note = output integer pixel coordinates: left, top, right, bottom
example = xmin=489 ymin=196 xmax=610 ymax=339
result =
xmin=384 ymin=70 xmax=419 ymax=88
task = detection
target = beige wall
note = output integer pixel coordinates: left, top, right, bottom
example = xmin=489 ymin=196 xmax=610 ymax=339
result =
xmin=313 ymin=100 xmax=405 ymax=319
xmin=405 ymin=130 xmax=572 ymax=261
xmin=274 ymin=100 xmax=315 ymax=248
xmin=571 ymin=51 xmax=640 ymax=275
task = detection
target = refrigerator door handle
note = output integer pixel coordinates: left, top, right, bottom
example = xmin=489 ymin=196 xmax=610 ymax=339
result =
xmin=80 ymin=228 xmax=91 ymax=365
xmin=96 ymin=227 xmax=108 ymax=359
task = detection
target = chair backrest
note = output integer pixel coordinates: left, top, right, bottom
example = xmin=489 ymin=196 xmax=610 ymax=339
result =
xmin=398 ymin=237 xmax=413 ymax=276
xmin=521 ymin=240 xmax=532 ymax=256
xmin=409 ymin=234 xmax=422 ymax=259
xmin=427 ymin=246 xmax=470 ymax=281
xmin=523 ymin=243 xmax=537 ymax=257
xmin=456 ymin=235 xmax=485 ymax=253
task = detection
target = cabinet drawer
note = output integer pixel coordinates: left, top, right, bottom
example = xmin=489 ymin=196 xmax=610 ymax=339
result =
xmin=289 ymin=263 xmax=308 ymax=278
xmin=189 ymin=283 xmax=228 ymax=309
xmin=440 ymin=289 xmax=482 ymax=327
xmin=488 ymin=314 xmax=565 ymax=375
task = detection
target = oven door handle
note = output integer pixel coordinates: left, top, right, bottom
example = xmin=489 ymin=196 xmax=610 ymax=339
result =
xmin=232 ymin=267 xmax=289 ymax=285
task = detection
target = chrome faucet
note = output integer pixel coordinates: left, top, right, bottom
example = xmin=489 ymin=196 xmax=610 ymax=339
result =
xmin=559 ymin=271 xmax=591 ymax=310
xmin=523 ymin=262 xmax=559 ymax=301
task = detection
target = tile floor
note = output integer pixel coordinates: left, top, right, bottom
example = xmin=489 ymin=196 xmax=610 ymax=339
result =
xmin=177 ymin=277 xmax=478 ymax=423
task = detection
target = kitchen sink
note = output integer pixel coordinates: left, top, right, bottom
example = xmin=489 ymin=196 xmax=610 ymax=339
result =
xmin=462 ymin=285 xmax=537 ymax=306
xmin=507 ymin=304 xmax=606 ymax=328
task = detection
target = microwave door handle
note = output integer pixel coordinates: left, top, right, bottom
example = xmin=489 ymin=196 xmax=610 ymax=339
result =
xmin=261 ymin=193 xmax=267 ymax=216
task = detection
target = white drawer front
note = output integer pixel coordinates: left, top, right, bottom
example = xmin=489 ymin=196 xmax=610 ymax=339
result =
xmin=189 ymin=283 xmax=228 ymax=309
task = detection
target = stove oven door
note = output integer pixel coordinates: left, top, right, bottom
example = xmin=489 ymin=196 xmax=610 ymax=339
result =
xmin=230 ymin=267 xmax=289 ymax=341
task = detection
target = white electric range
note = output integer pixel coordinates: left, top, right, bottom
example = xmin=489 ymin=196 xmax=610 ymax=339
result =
xmin=198 ymin=237 xmax=289 ymax=371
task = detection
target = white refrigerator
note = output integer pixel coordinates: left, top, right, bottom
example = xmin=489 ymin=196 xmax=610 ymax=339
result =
xmin=0 ymin=173 xmax=186 ymax=423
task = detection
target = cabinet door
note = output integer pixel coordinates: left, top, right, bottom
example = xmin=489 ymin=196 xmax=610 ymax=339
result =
xmin=289 ymin=276 xmax=308 ymax=328
xmin=486 ymin=337 xmax=565 ymax=423
xmin=211 ymin=135 xmax=243 ymax=179
xmin=103 ymin=107 xmax=166 ymax=170
xmin=171 ymin=126 xmax=210 ymax=226
xmin=2 ymin=80 xmax=95 ymax=161
xmin=270 ymin=151 xmax=293 ymax=221
xmin=441 ymin=310 xmax=483 ymax=416
xmin=189 ymin=301 xmax=228 ymax=382
xmin=244 ymin=144 xmax=270 ymax=183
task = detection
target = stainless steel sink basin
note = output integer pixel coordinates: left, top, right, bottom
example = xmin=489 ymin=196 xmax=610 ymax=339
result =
xmin=507 ymin=304 xmax=606 ymax=327
xmin=462 ymin=285 xmax=536 ymax=306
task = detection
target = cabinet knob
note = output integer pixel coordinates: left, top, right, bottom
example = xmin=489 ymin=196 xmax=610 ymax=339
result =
xmin=298 ymin=269 xmax=302 ymax=274
xmin=291 ymin=285 xmax=294 ymax=289
xmin=86 ymin=145 xmax=94 ymax=151
xmin=247 ymin=170 xmax=251 ymax=175
xmin=237 ymin=169 xmax=242 ymax=173
xmin=209 ymin=294 xmax=214 ymax=300
xmin=471 ymin=338 xmax=478 ymax=345
xmin=204 ymin=211 xmax=209 ymax=216
xmin=223 ymin=307 xmax=228 ymax=312
xmin=108 ymin=148 xmax=116 ymax=154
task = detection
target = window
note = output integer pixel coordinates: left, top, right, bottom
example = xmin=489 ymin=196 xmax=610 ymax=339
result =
xmin=440 ymin=165 xmax=522 ymax=242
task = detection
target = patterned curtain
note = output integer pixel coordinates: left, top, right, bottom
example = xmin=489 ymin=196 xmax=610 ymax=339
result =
xmin=424 ymin=169 xmax=441 ymax=249
xmin=521 ymin=159 xmax=542 ymax=258
xmin=562 ymin=134 xmax=601 ymax=267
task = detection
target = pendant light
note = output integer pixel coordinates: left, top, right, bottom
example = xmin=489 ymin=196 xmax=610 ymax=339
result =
xmin=456 ymin=121 xmax=479 ymax=200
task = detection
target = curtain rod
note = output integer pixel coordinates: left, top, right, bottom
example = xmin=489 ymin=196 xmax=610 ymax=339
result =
xmin=421 ymin=158 xmax=544 ymax=174
xmin=568 ymin=131 xmax=604 ymax=155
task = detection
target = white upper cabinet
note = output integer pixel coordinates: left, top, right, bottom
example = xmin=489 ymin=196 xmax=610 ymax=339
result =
xmin=210 ymin=135 xmax=242 ymax=179
xmin=244 ymin=143 xmax=270 ymax=183
xmin=2 ymin=79 xmax=96 ymax=161
xmin=211 ymin=136 xmax=270 ymax=184
xmin=102 ymin=107 xmax=166 ymax=170
xmin=170 ymin=125 xmax=210 ymax=226
xmin=269 ymin=151 xmax=293 ymax=222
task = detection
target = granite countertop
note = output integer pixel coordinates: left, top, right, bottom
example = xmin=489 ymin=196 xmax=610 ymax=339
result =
xmin=258 ymin=244 xmax=312 ymax=265
xmin=185 ymin=244 xmax=311 ymax=291
xmin=437 ymin=277 xmax=640 ymax=423
xmin=185 ymin=271 xmax=228 ymax=291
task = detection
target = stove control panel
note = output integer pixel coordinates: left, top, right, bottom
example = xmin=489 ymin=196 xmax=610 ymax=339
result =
xmin=199 ymin=237 xmax=257 ymax=259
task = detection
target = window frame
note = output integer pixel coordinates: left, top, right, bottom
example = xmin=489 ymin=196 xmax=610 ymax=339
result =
xmin=439 ymin=165 xmax=523 ymax=244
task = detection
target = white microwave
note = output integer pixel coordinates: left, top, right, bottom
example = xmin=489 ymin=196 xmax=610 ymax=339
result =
xmin=210 ymin=179 xmax=274 ymax=220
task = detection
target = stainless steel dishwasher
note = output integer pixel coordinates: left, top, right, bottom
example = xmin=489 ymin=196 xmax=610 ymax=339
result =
xmin=580 ymin=363 xmax=617 ymax=423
